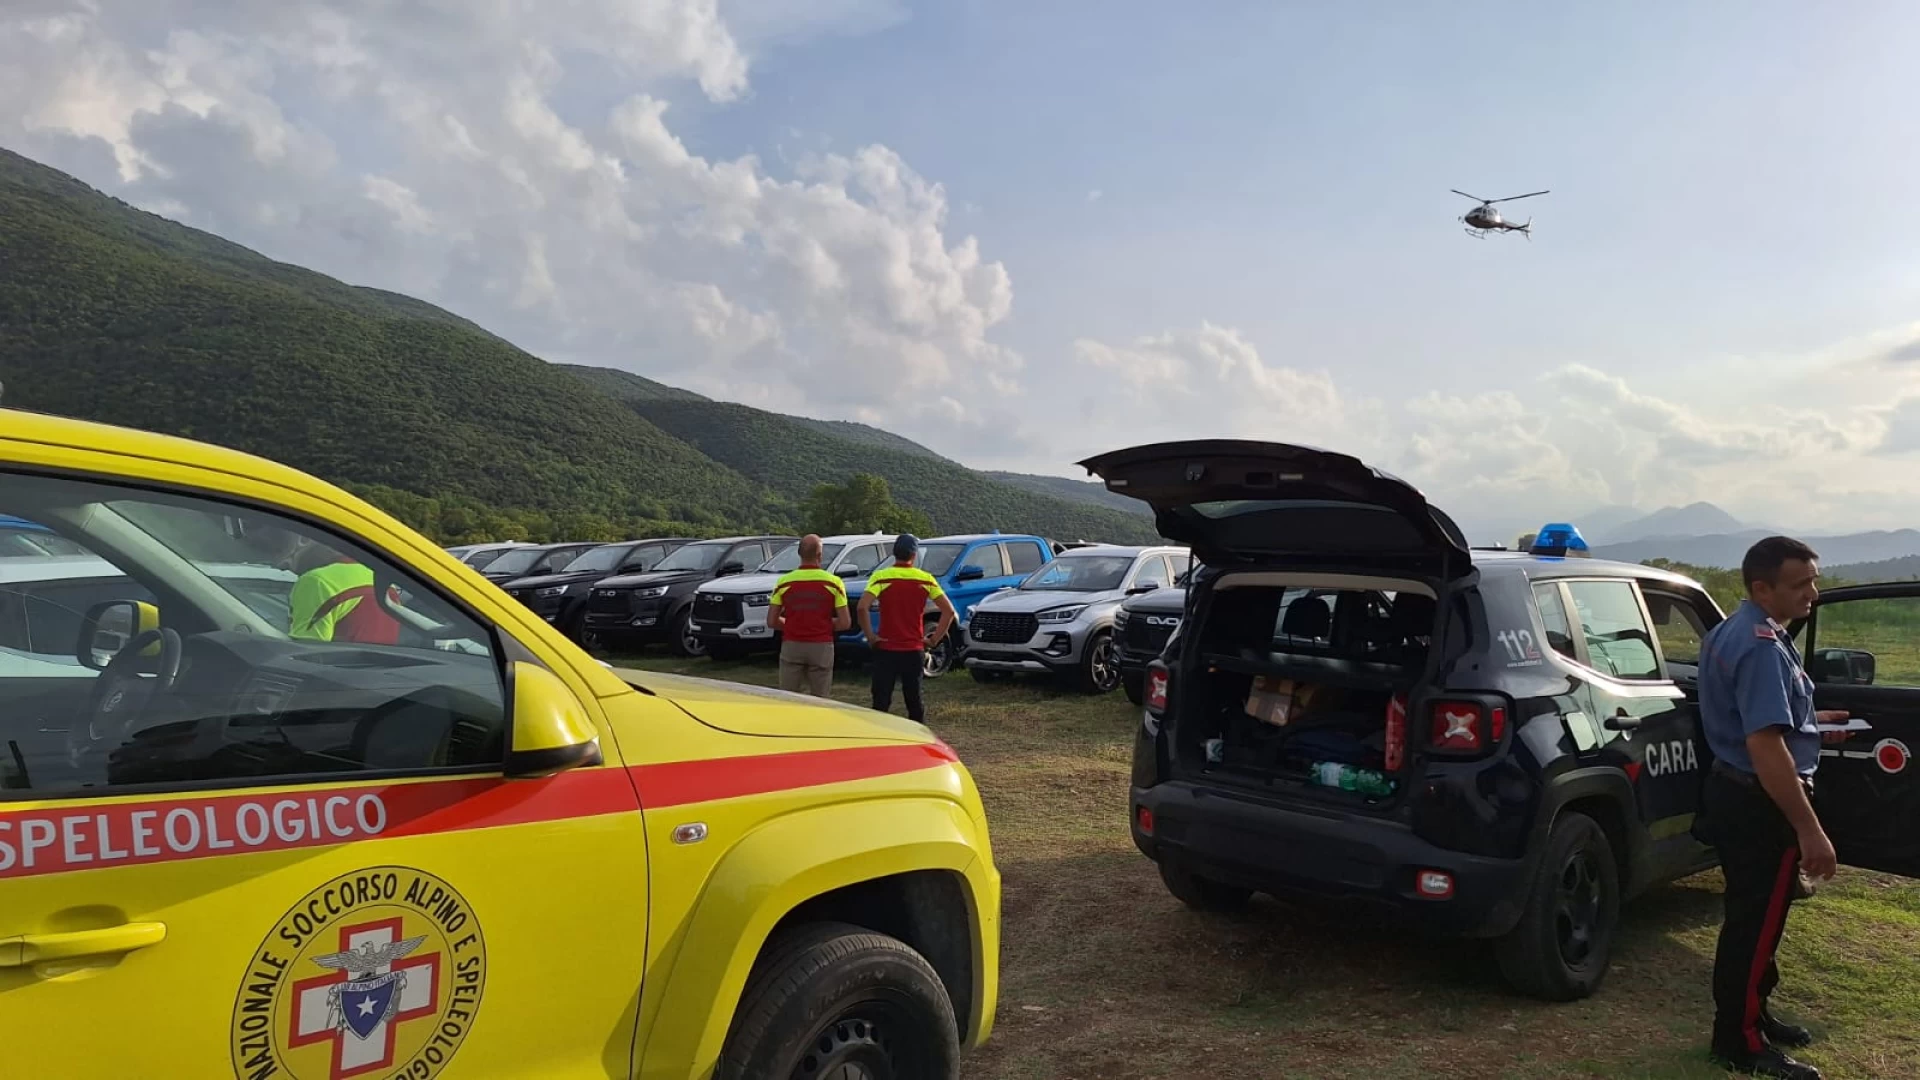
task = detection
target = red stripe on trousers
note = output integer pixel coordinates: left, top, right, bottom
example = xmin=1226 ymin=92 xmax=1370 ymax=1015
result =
xmin=1743 ymin=847 xmax=1800 ymax=1052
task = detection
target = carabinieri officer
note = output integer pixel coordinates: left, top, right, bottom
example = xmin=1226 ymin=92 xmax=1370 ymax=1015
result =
xmin=1696 ymin=536 xmax=1849 ymax=1079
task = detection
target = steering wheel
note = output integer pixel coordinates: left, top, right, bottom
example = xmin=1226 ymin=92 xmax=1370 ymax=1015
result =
xmin=67 ymin=627 xmax=183 ymax=771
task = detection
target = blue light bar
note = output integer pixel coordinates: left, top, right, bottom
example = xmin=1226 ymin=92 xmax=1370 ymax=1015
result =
xmin=1529 ymin=522 xmax=1589 ymax=558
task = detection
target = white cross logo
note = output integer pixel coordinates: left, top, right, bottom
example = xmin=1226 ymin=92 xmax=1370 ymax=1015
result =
xmin=290 ymin=919 xmax=440 ymax=1078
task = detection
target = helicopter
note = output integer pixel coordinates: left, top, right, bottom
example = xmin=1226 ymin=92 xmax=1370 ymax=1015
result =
xmin=1453 ymin=189 xmax=1548 ymax=239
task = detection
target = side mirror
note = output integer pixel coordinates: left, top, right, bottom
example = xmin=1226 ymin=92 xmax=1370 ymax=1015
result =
xmin=1127 ymin=582 xmax=1161 ymax=595
xmin=719 ymin=562 xmax=746 ymax=576
xmin=78 ymin=599 xmax=160 ymax=670
xmin=836 ymin=565 xmax=862 ymax=578
xmin=504 ymin=662 xmax=604 ymax=778
xmin=955 ymin=565 xmax=986 ymax=582
xmin=1809 ymin=647 xmax=1875 ymax=686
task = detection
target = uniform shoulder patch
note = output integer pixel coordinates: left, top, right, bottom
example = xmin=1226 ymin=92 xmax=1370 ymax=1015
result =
xmin=1754 ymin=624 xmax=1776 ymax=639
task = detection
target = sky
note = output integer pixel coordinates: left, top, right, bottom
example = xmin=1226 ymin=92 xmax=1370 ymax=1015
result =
xmin=8 ymin=1 xmax=1920 ymax=542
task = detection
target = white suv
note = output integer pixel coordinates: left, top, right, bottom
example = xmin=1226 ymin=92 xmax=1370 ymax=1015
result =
xmin=687 ymin=533 xmax=896 ymax=657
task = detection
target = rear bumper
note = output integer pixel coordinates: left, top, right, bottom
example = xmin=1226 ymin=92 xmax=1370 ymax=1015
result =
xmin=1131 ymin=781 xmax=1529 ymax=937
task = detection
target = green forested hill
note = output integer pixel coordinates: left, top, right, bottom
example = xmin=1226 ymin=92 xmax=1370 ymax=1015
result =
xmin=627 ymin=399 xmax=1158 ymax=542
xmin=0 ymin=146 xmax=1158 ymax=545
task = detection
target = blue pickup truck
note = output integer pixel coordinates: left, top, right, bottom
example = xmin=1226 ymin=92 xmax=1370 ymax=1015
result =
xmin=842 ymin=532 xmax=1055 ymax=677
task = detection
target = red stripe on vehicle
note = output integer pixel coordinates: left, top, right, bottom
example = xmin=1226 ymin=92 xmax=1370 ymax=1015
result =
xmin=630 ymin=741 xmax=959 ymax=808
xmin=1742 ymin=848 xmax=1800 ymax=1052
xmin=0 ymin=741 xmax=956 ymax=879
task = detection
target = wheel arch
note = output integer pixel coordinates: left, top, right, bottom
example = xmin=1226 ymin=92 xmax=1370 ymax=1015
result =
xmin=634 ymin=796 xmax=997 ymax=1079
xmin=1536 ymin=768 xmax=1641 ymax=894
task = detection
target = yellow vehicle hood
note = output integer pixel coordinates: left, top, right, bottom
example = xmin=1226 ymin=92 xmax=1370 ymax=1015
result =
xmin=605 ymin=667 xmax=936 ymax=743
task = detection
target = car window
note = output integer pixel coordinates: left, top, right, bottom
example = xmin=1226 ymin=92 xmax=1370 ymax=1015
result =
xmin=1532 ymin=582 xmax=1579 ymax=660
xmin=1006 ymin=541 xmax=1046 ymax=575
xmin=959 ymin=544 xmax=1006 ymax=578
xmin=464 ymin=548 xmax=509 ymax=570
xmin=1564 ymin=580 xmax=1661 ymax=680
xmin=840 ymin=543 xmax=888 ymax=576
xmin=1133 ymin=556 xmax=1173 ymax=591
xmin=1642 ymin=590 xmax=1709 ymax=668
xmin=917 ymin=543 xmax=965 ymax=577
xmin=1809 ymin=594 xmax=1920 ymax=687
xmin=564 ymin=543 xmax=632 ymax=575
xmin=0 ymin=471 xmax=507 ymax=799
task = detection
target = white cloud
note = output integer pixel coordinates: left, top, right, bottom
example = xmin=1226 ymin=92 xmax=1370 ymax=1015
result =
xmin=1068 ymin=323 xmax=1920 ymax=540
xmin=0 ymin=0 xmax=1015 ymax=440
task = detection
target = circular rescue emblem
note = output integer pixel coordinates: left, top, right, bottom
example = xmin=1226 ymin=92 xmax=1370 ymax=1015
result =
xmin=230 ymin=867 xmax=487 ymax=1080
xmin=1874 ymin=738 xmax=1912 ymax=775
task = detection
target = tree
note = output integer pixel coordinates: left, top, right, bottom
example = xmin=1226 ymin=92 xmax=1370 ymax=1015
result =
xmin=801 ymin=474 xmax=933 ymax=537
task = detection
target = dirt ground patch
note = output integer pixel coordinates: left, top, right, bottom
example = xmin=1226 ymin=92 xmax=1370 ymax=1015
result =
xmin=614 ymin=652 xmax=1920 ymax=1079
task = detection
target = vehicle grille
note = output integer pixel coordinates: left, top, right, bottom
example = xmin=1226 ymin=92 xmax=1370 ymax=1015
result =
xmin=969 ymin=611 xmax=1038 ymax=644
xmin=1123 ymin=615 xmax=1178 ymax=657
xmin=694 ymin=592 xmax=742 ymax=626
xmin=588 ymin=588 xmax=630 ymax=616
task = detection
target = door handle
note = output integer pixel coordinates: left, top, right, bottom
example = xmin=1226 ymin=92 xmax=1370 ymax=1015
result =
xmin=0 ymin=922 xmax=167 ymax=967
xmin=1604 ymin=710 xmax=1643 ymax=731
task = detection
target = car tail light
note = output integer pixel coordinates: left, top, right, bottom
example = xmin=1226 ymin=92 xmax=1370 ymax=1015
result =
xmin=1428 ymin=699 xmax=1506 ymax=753
xmin=1416 ymin=870 xmax=1454 ymax=899
xmin=1136 ymin=805 xmax=1154 ymax=835
xmin=1145 ymin=661 xmax=1170 ymax=714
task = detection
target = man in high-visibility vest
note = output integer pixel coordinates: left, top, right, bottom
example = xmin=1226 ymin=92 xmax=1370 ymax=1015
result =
xmin=766 ymin=534 xmax=851 ymax=697
xmin=857 ymin=534 xmax=956 ymax=724
xmin=284 ymin=537 xmax=402 ymax=644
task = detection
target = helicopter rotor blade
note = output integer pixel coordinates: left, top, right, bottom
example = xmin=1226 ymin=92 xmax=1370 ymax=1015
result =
xmin=1488 ymin=190 xmax=1549 ymax=203
xmin=1450 ymin=189 xmax=1489 ymax=203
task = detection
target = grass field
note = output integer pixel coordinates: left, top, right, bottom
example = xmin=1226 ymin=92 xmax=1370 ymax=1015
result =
xmin=609 ymin=650 xmax=1920 ymax=1080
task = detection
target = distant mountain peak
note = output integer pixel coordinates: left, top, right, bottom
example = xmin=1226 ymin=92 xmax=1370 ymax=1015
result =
xmin=1600 ymin=502 xmax=1745 ymax=544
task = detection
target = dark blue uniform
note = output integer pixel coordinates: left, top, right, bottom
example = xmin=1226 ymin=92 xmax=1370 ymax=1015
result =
xmin=1697 ymin=599 xmax=1821 ymax=1057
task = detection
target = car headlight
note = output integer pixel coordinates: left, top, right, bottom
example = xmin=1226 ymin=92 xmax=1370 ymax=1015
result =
xmin=745 ymin=593 xmax=771 ymax=606
xmin=634 ymin=586 xmax=670 ymax=599
xmin=1036 ymin=604 xmax=1087 ymax=623
xmin=534 ymin=585 xmax=569 ymax=598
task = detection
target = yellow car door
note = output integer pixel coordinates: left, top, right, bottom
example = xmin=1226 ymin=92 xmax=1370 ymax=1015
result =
xmin=0 ymin=466 xmax=650 ymax=1079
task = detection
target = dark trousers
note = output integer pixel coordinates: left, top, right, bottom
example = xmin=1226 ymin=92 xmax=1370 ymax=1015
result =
xmin=870 ymin=648 xmax=926 ymax=723
xmin=1704 ymin=765 xmax=1804 ymax=1054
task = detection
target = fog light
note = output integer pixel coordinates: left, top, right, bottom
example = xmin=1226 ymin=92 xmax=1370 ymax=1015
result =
xmin=1136 ymin=806 xmax=1154 ymax=835
xmin=1044 ymin=633 xmax=1072 ymax=657
xmin=1416 ymin=870 xmax=1454 ymax=899
xmin=635 ymin=617 xmax=657 ymax=627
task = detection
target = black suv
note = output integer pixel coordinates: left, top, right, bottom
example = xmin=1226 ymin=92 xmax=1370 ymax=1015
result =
xmin=501 ymin=537 xmax=692 ymax=641
xmin=1083 ymin=439 xmax=1920 ymax=1002
xmin=584 ymin=535 xmax=798 ymax=657
xmin=1114 ymin=573 xmax=1188 ymax=705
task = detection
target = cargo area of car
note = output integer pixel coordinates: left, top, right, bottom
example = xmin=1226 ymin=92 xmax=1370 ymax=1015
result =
xmin=1172 ymin=573 xmax=1438 ymax=807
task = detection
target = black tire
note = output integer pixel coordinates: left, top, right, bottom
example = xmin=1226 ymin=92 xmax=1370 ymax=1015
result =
xmin=671 ymin=608 xmax=707 ymax=658
xmin=1495 ymin=812 xmax=1620 ymax=1001
xmin=1122 ymin=669 xmax=1144 ymax=706
xmin=560 ymin=606 xmax=589 ymax=646
xmin=923 ymin=623 xmax=956 ymax=679
xmin=715 ymin=921 xmax=960 ymax=1080
xmin=1075 ymin=630 xmax=1122 ymax=695
xmin=1159 ymin=861 xmax=1252 ymax=913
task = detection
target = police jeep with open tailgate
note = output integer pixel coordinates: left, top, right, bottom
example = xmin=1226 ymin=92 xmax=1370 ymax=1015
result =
xmin=1084 ymin=440 xmax=1920 ymax=1001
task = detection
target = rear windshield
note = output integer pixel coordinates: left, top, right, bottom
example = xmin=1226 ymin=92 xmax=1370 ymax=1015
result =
xmin=1181 ymin=500 xmax=1434 ymax=556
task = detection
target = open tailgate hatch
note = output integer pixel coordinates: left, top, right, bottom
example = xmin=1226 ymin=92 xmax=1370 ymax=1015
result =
xmin=1079 ymin=440 xmax=1471 ymax=578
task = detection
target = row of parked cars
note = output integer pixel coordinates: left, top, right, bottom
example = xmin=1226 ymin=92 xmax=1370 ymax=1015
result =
xmin=449 ymin=531 xmax=1197 ymax=696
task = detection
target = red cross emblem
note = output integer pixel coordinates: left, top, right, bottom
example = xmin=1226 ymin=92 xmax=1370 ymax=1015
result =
xmin=289 ymin=917 xmax=442 ymax=1079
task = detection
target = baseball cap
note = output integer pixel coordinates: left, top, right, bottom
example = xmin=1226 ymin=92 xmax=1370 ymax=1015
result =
xmin=893 ymin=533 xmax=920 ymax=560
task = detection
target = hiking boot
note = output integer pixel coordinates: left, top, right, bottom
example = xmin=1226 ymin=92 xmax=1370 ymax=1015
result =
xmin=1709 ymin=1044 xmax=1822 ymax=1079
xmin=1761 ymin=1011 xmax=1814 ymax=1049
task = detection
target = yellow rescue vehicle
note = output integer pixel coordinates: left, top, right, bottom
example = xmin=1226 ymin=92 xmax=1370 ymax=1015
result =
xmin=0 ymin=409 xmax=1000 ymax=1079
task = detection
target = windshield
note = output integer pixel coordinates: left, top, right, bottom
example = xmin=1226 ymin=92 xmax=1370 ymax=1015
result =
xmin=916 ymin=543 xmax=964 ymax=577
xmin=1020 ymin=554 xmax=1134 ymax=592
xmin=482 ymin=546 xmax=548 ymax=576
xmin=762 ymin=542 xmax=844 ymax=573
xmin=562 ymin=543 xmax=631 ymax=574
xmin=653 ymin=541 xmax=728 ymax=572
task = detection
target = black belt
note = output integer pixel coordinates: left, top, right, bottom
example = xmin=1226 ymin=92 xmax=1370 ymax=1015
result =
xmin=1711 ymin=758 xmax=1812 ymax=794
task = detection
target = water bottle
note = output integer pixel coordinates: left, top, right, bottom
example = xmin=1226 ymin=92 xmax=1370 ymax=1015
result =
xmin=1311 ymin=761 xmax=1395 ymax=798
